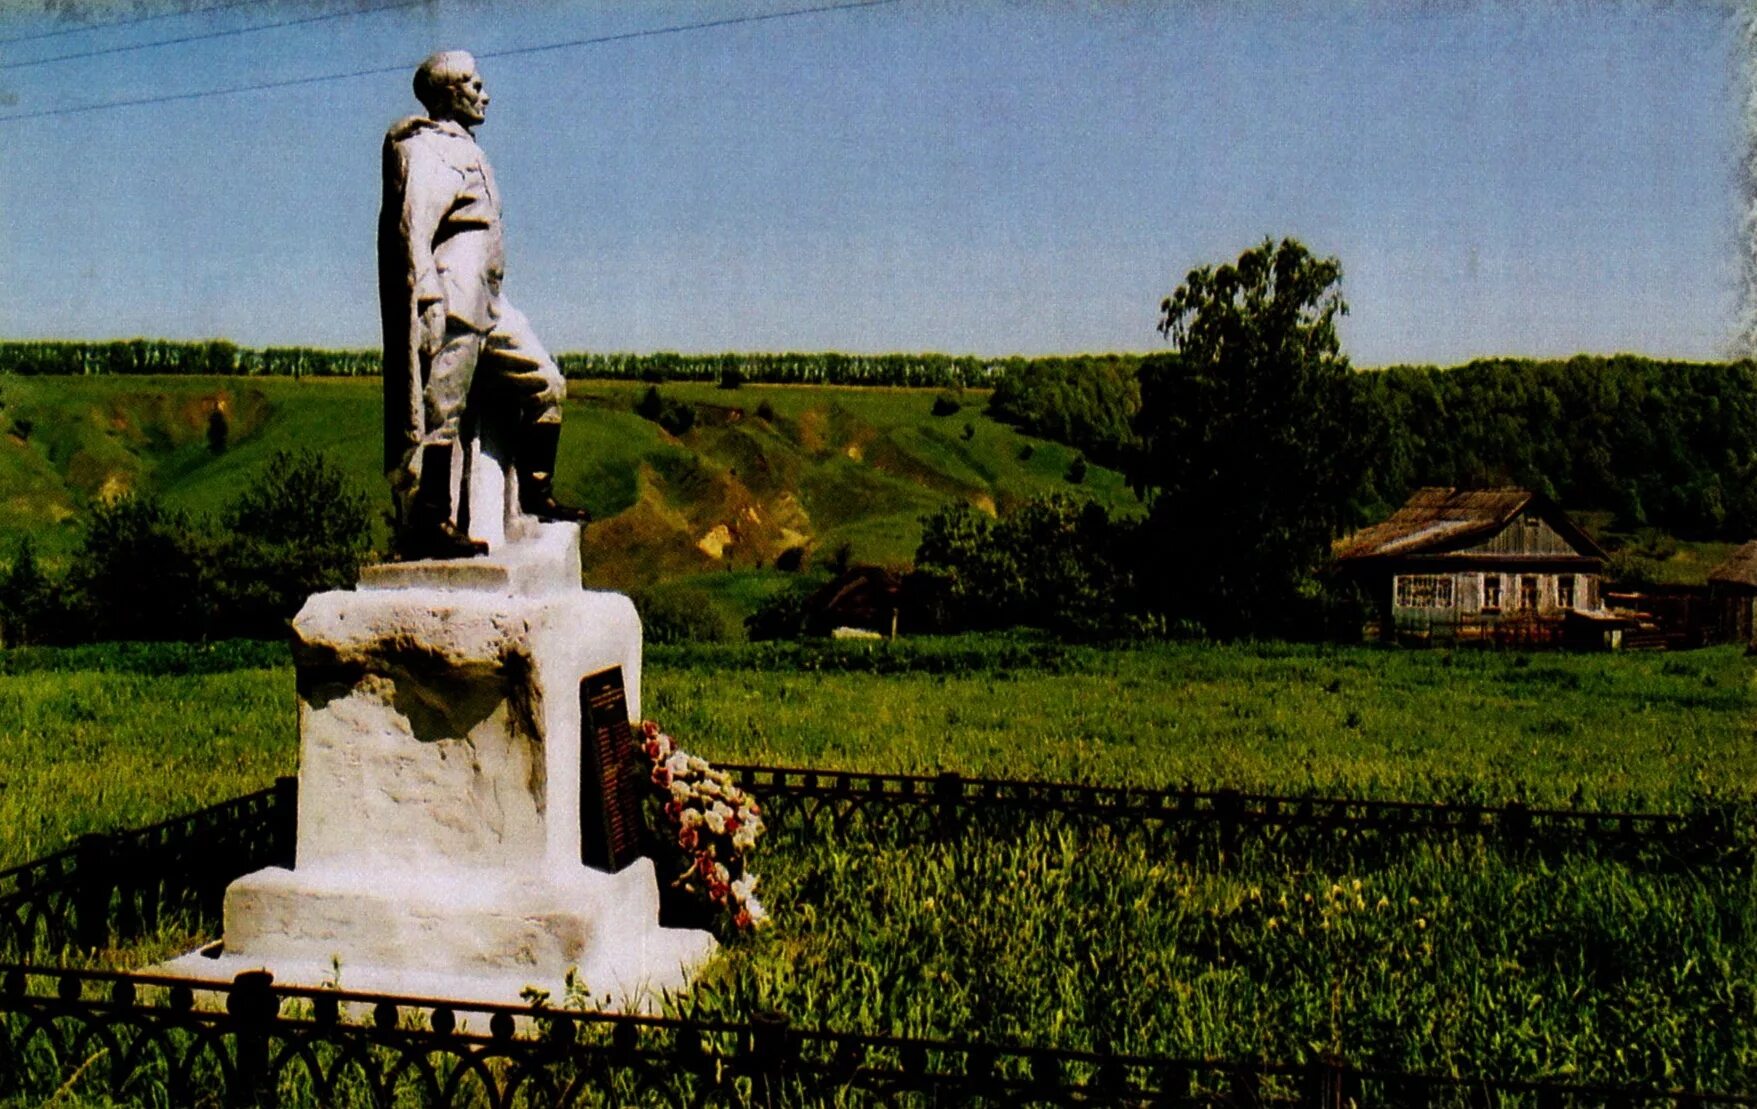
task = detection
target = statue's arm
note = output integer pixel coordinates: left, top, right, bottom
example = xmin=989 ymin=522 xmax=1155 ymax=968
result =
xmin=387 ymin=136 xmax=453 ymax=354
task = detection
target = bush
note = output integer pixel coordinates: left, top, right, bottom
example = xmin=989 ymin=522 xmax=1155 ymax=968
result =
xmin=914 ymin=495 xmax=1139 ymax=638
xmin=634 ymin=386 xmax=697 ymax=436
xmin=931 ymin=394 xmax=962 ymax=417
xmin=744 ymin=579 xmax=820 ymax=641
xmin=633 ymin=589 xmax=744 ymax=644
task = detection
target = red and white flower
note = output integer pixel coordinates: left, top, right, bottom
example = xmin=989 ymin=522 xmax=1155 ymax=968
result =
xmin=635 ymin=721 xmax=770 ymax=931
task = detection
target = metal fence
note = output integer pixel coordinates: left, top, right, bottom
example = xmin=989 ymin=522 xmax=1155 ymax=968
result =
xmin=2 ymin=769 xmax=1752 ymax=1105
xmin=0 ymin=778 xmax=292 ymax=958
xmin=3 ymin=963 xmax=1754 ymax=1107
xmin=719 ymin=764 xmax=1740 ymax=863
xmin=2 ymin=768 xmax=1741 ymax=961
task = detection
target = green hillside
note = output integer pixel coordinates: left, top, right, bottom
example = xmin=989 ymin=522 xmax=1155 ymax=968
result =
xmin=0 ymin=375 xmax=1137 ymax=625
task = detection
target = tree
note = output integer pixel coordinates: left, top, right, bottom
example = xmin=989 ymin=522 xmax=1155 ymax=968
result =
xmin=68 ymin=495 xmax=216 ymax=641
xmin=216 ymin=449 xmax=375 ymax=636
xmin=1133 ymin=237 xmax=1365 ymax=636
xmin=0 ymin=537 xmax=60 ymax=646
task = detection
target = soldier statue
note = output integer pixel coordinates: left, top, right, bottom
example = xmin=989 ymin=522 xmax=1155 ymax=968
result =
xmin=378 ymin=50 xmax=589 ymax=559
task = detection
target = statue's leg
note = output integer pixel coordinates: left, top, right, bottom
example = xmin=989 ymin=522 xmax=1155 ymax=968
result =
xmin=398 ymin=328 xmax=491 ymax=559
xmin=484 ymin=306 xmax=589 ymax=524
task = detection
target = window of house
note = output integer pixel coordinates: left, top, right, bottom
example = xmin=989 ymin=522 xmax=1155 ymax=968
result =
xmin=1558 ymin=575 xmax=1575 ymax=610
xmin=1396 ymin=574 xmax=1454 ymax=608
xmin=1481 ymin=574 xmax=1501 ymax=612
xmin=1520 ymin=575 xmax=1539 ymax=610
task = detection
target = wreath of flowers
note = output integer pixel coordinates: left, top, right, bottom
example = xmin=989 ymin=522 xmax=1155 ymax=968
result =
xmin=638 ymin=720 xmax=769 ymax=931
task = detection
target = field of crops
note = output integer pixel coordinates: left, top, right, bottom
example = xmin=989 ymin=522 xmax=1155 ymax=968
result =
xmin=5 ymin=636 xmax=1755 ymax=1089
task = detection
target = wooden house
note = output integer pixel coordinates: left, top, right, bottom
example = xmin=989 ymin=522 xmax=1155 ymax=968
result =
xmin=1707 ymin=541 xmax=1757 ymax=645
xmin=1333 ymin=488 xmax=1611 ymax=646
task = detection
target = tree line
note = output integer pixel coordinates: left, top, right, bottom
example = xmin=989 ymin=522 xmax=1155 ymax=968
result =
xmin=0 ymin=340 xmax=1163 ymax=394
xmin=0 ymin=340 xmax=383 ymax=378
xmin=0 ymin=341 xmax=1009 ymax=388
xmin=987 ymin=349 xmax=1757 ymax=542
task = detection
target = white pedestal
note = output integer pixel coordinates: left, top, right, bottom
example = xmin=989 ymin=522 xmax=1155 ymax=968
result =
xmin=157 ymin=523 xmax=715 ymax=1010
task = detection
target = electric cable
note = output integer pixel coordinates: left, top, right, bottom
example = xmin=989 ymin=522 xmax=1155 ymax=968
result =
xmin=0 ymin=0 xmax=273 ymax=48
xmin=0 ymin=0 xmax=901 ymax=124
xmin=0 ymin=0 xmax=430 ymax=72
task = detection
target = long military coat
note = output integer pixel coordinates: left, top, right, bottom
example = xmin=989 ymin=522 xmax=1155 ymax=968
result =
xmin=376 ymin=115 xmax=507 ymax=475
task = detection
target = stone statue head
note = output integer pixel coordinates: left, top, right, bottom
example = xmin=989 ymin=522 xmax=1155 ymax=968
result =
xmin=413 ymin=50 xmax=489 ymax=128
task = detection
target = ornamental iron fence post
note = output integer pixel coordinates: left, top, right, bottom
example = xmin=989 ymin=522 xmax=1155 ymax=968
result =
xmin=934 ymin=771 xmax=963 ymax=841
xmin=1310 ymin=1056 xmax=1346 ymax=1109
xmin=228 ymin=969 xmax=277 ymax=1108
xmin=1504 ymin=801 xmax=1531 ymax=855
xmin=747 ymin=1008 xmax=793 ymax=1104
xmin=1216 ymin=789 xmax=1242 ymax=864
xmin=73 ymin=833 xmax=112 ymax=951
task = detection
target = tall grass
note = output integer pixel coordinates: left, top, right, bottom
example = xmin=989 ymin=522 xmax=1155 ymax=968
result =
xmin=4 ymin=636 xmax=1753 ymax=1088
xmin=689 ymin=822 xmax=1757 ymax=1087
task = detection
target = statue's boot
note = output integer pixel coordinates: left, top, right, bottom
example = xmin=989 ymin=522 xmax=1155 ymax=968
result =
xmin=516 ymin=422 xmax=592 ymax=523
xmin=398 ymin=444 xmax=489 ymax=560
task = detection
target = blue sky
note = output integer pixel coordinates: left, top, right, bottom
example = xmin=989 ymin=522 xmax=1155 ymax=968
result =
xmin=0 ymin=1 xmax=1742 ymax=364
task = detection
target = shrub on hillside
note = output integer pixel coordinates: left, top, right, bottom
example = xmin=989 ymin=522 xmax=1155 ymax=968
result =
xmin=634 ymin=386 xmax=697 ymax=436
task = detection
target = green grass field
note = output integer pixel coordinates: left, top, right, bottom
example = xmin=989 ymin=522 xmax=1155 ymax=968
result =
xmin=5 ymin=637 xmax=1755 ymax=1090
xmin=4 ymin=637 xmax=1752 ymax=869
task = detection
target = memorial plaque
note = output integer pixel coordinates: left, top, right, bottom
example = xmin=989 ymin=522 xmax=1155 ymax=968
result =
xmin=579 ymin=666 xmax=644 ymax=873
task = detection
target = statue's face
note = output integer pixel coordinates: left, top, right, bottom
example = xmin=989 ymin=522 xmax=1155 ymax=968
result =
xmin=444 ymin=65 xmax=489 ymax=127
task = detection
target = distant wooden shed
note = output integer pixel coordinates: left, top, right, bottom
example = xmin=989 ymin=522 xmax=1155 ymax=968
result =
xmin=805 ymin=566 xmax=904 ymax=636
xmin=1333 ymin=487 xmax=1609 ymax=646
xmin=1707 ymin=541 xmax=1757 ymax=644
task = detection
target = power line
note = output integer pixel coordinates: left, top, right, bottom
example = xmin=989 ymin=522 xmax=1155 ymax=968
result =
xmin=0 ymin=0 xmax=903 ymax=124
xmin=0 ymin=0 xmax=274 ymax=48
xmin=0 ymin=0 xmax=431 ymax=72
xmin=475 ymin=0 xmax=898 ymax=63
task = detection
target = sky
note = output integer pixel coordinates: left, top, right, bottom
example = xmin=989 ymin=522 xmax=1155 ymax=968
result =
xmin=0 ymin=0 xmax=1744 ymax=365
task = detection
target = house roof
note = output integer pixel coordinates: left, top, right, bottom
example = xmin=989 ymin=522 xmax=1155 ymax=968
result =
xmin=1333 ymin=487 xmax=1605 ymax=562
xmin=1708 ymin=540 xmax=1757 ymax=588
xmin=807 ymin=565 xmax=903 ymax=618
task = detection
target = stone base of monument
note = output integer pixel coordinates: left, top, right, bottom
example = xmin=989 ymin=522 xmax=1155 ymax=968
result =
xmin=156 ymin=521 xmax=715 ymax=1011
